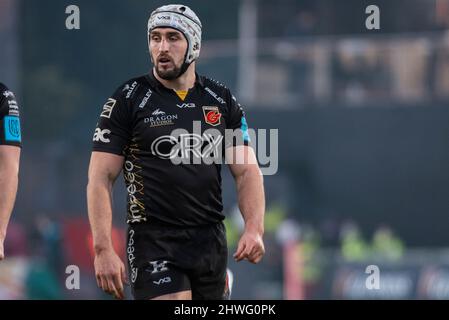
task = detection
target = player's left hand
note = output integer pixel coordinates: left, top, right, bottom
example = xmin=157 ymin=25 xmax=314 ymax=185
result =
xmin=233 ymin=230 xmax=265 ymax=264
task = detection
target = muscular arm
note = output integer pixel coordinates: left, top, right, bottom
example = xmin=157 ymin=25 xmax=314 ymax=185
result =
xmin=227 ymin=145 xmax=265 ymax=264
xmin=87 ymin=151 xmax=126 ymax=299
xmin=87 ymin=151 xmax=123 ymax=252
xmin=0 ymin=146 xmax=20 ymax=260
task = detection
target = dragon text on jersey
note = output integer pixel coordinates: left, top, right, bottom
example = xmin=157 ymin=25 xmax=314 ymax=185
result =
xmin=145 ymin=108 xmax=178 ymax=127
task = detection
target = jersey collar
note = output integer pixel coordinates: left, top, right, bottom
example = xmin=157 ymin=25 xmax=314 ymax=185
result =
xmin=146 ymin=70 xmax=204 ymax=92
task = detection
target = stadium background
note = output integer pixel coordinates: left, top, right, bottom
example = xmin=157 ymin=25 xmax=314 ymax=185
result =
xmin=1 ymin=0 xmax=449 ymax=299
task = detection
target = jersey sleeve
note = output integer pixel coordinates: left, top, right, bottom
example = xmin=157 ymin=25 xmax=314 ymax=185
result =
xmin=225 ymin=89 xmax=251 ymax=148
xmin=0 ymin=85 xmax=22 ymax=147
xmin=92 ymin=86 xmax=132 ymax=155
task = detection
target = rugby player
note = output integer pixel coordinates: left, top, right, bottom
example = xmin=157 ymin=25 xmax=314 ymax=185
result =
xmin=87 ymin=4 xmax=265 ymax=300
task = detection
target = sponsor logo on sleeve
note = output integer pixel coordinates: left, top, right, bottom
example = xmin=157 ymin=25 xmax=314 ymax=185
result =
xmin=100 ymin=98 xmax=117 ymax=118
xmin=205 ymin=87 xmax=226 ymax=105
xmin=8 ymin=100 xmax=20 ymax=116
xmin=139 ymin=89 xmax=152 ymax=109
xmin=4 ymin=116 xmax=21 ymax=142
xmin=92 ymin=128 xmax=111 ymax=143
xmin=123 ymin=81 xmax=138 ymax=99
xmin=2 ymin=91 xmax=15 ymax=99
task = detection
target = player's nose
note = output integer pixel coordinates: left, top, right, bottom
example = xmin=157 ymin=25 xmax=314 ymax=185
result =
xmin=158 ymin=38 xmax=170 ymax=52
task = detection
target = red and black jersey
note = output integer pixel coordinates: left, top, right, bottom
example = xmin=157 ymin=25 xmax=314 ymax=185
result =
xmin=0 ymin=83 xmax=22 ymax=147
xmin=92 ymin=72 xmax=250 ymax=226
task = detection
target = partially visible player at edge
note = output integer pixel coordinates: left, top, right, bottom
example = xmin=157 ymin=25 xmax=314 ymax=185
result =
xmin=87 ymin=4 xmax=265 ymax=300
xmin=0 ymin=83 xmax=22 ymax=260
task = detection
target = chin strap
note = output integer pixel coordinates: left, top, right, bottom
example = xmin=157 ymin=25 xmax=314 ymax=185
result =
xmin=175 ymin=46 xmax=192 ymax=78
xmin=177 ymin=61 xmax=192 ymax=78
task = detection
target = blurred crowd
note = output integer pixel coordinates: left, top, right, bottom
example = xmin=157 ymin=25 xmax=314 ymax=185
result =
xmin=246 ymin=1 xmax=449 ymax=107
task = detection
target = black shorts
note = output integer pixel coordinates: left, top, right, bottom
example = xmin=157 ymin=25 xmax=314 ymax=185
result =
xmin=126 ymin=219 xmax=229 ymax=300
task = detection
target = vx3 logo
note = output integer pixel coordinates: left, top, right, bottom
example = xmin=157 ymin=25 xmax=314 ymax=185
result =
xmin=153 ymin=277 xmax=172 ymax=285
xmin=177 ymin=103 xmax=196 ymax=109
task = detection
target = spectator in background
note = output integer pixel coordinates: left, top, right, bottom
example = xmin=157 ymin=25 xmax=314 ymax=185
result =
xmin=372 ymin=225 xmax=405 ymax=261
xmin=340 ymin=221 xmax=370 ymax=261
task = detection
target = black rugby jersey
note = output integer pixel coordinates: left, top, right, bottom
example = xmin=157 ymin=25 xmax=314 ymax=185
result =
xmin=0 ymin=83 xmax=21 ymax=147
xmin=92 ymin=72 xmax=250 ymax=226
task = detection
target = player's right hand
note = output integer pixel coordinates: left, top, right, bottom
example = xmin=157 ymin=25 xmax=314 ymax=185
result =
xmin=233 ymin=230 xmax=265 ymax=264
xmin=94 ymin=249 xmax=127 ymax=300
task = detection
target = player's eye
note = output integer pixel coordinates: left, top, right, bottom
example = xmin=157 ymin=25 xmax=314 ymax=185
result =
xmin=169 ymin=34 xmax=181 ymax=41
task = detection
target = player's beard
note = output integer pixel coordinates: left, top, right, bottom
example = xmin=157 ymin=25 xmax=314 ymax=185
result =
xmin=155 ymin=60 xmax=183 ymax=80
